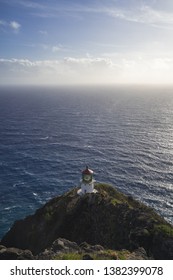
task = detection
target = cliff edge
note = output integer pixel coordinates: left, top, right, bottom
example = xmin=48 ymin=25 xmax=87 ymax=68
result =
xmin=1 ymin=183 xmax=173 ymax=259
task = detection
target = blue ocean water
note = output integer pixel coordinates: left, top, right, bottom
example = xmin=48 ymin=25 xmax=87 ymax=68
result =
xmin=0 ymin=85 xmax=173 ymax=239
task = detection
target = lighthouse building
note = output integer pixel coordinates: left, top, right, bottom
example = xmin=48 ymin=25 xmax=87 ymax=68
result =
xmin=77 ymin=166 xmax=97 ymax=195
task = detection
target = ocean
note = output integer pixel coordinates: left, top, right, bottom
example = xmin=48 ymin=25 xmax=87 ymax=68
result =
xmin=0 ymin=85 xmax=173 ymax=239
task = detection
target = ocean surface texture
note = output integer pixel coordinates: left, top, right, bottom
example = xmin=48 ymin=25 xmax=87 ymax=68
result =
xmin=0 ymin=86 xmax=173 ymax=238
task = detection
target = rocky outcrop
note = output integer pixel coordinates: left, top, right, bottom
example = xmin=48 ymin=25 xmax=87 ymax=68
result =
xmin=1 ymin=183 xmax=173 ymax=259
xmin=0 ymin=245 xmax=34 ymax=260
xmin=0 ymin=238 xmax=148 ymax=260
xmin=36 ymin=238 xmax=148 ymax=260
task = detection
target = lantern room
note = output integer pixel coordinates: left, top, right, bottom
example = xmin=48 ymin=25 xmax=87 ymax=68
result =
xmin=82 ymin=166 xmax=93 ymax=183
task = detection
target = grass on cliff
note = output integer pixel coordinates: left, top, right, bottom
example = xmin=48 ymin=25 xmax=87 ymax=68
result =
xmin=53 ymin=250 xmax=131 ymax=260
xmin=95 ymin=183 xmax=142 ymax=208
xmin=95 ymin=183 xmax=127 ymax=202
xmin=154 ymin=224 xmax=173 ymax=237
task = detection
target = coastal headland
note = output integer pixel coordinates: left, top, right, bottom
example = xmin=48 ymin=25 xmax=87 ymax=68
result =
xmin=1 ymin=183 xmax=173 ymax=260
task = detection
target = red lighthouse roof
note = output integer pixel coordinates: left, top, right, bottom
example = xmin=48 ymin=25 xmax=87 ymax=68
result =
xmin=82 ymin=166 xmax=93 ymax=175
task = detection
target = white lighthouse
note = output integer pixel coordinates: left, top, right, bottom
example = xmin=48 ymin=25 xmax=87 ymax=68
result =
xmin=77 ymin=166 xmax=97 ymax=195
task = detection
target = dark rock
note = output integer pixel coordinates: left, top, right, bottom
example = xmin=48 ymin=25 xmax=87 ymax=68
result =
xmin=0 ymin=247 xmax=34 ymax=260
xmin=90 ymin=245 xmax=104 ymax=251
xmin=127 ymin=247 xmax=148 ymax=260
xmin=129 ymin=228 xmax=151 ymax=250
xmin=80 ymin=242 xmax=90 ymax=250
xmin=51 ymin=238 xmax=79 ymax=253
xmin=79 ymin=242 xmax=104 ymax=253
xmin=152 ymin=232 xmax=173 ymax=260
xmin=37 ymin=249 xmax=55 ymax=260
xmin=1 ymin=183 xmax=173 ymax=259
xmin=17 ymin=250 xmax=35 ymax=260
xmin=82 ymin=254 xmax=94 ymax=260
xmin=37 ymin=238 xmax=80 ymax=260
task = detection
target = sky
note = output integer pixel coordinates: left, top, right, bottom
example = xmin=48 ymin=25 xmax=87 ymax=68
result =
xmin=1 ymin=0 xmax=173 ymax=85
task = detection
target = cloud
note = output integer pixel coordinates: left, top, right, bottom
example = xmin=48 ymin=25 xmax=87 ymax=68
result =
xmin=0 ymin=19 xmax=21 ymax=32
xmin=39 ymin=30 xmax=47 ymax=35
xmin=105 ymin=4 xmax=173 ymax=29
xmin=22 ymin=1 xmax=173 ymax=28
xmin=52 ymin=45 xmax=62 ymax=53
xmin=10 ymin=0 xmax=45 ymax=10
xmin=1 ymin=55 xmax=173 ymax=85
xmin=9 ymin=21 xmax=21 ymax=32
xmin=38 ymin=43 xmax=65 ymax=53
xmin=0 ymin=57 xmax=119 ymax=85
xmin=3 ymin=1 xmax=173 ymax=29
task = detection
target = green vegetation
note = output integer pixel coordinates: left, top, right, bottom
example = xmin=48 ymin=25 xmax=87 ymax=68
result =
xmin=53 ymin=249 xmax=132 ymax=260
xmin=95 ymin=183 xmax=139 ymax=208
xmin=111 ymin=198 xmax=122 ymax=205
xmin=117 ymin=250 xmax=130 ymax=260
xmin=44 ymin=212 xmax=52 ymax=222
xmin=2 ymin=182 xmax=173 ymax=259
xmin=154 ymin=224 xmax=173 ymax=237
xmin=95 ymin=183 xmax=126 ymax=201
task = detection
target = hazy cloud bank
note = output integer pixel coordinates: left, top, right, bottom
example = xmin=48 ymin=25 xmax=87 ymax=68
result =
xmin=0 ymin=56 xmax=173 ymax=85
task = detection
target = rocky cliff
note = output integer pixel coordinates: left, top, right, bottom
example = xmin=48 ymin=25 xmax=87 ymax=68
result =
xmin=1 ymin=183 xmax=173 ymax=259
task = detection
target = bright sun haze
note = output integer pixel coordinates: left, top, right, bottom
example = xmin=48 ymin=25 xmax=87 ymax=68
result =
xmin=1 ymin=0 xmax=173 ymax=85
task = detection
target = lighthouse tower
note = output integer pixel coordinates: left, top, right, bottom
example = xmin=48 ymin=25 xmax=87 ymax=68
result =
xmin=77 ymin=166 xmax=97 ymax=195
